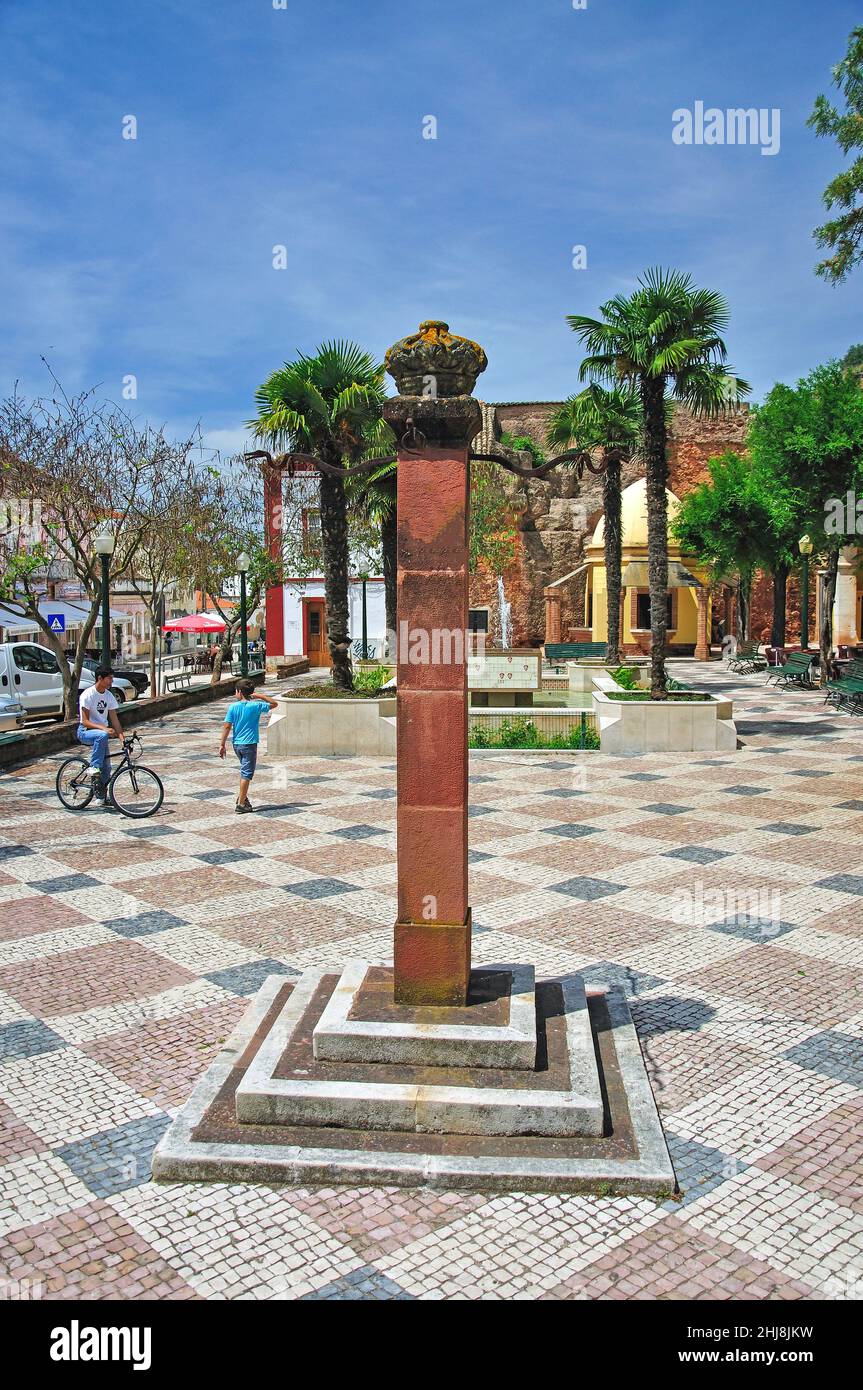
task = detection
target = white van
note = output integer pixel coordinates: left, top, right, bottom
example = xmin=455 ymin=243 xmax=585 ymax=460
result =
xmin=0 ymin=643 xmax=138 ymax=719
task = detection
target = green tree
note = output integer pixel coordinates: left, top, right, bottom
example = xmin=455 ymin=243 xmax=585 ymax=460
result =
xmin=809 ymin=27 xmax=863 ymax=283
xmin=183 ymin=455 xmax=280 ymax=683
xmin=344 ymin=460 xmax=396 ymax=653
xmin=547 ymin=384 xmax=642 ymax=665
xmin=766 ymin=363 xmax=863 ymax=672
xmin=568 ymin=268 xmax=749 ymax=695
xmin=251 ymin=342 xmax=391 ymax=691
xmin=0 ymin=384 xmax=200 ymax=718
xmin=470 ymin=437 xmax=524 ymax=578
xmin=746 ymin=384 xmax=812 ymax=647
xmin=672 ymin=452 xmax=790 ymax=642
xmin=842 ymin=343 xmax=863 ymax=371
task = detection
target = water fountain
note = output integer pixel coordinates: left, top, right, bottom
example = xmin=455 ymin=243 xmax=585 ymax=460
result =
xmin=496 ymin=575 xmax=512 ymax=650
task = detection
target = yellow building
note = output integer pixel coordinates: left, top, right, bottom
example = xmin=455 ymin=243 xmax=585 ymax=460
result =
xmin=585 ymin=478 xmax=711 ymax=657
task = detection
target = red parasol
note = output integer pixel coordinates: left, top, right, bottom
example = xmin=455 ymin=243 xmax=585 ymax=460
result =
xmin=163 ymin=613 xmax=227 ymax=633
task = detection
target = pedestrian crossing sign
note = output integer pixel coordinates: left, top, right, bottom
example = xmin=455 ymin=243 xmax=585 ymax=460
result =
xmin=47 ymin=613 xmax=65 ymax=633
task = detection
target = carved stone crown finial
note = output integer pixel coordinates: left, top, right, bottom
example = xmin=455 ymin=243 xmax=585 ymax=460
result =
xmin=384 ymin=320 xmax=488 ymax=398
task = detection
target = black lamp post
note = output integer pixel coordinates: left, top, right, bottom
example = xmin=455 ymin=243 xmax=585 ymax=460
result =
xmin=92 ymin=525 xmax=115 ymax=669
xmin=237 ymin=552 xmax=250 ymax=677
xmin=799 ymin=535 xmax=813 ymax=651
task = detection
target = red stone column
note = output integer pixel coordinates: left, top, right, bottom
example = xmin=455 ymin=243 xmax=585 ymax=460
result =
xmin=695 ymin=586 xmax=710 ymax=661
xmin=384 ymin=395 xmax=482 ymax=1006
xmin=544 ymin=586 xmax=562 ymax=645
xmin=263 ymin=463 xmax=285 ymax=660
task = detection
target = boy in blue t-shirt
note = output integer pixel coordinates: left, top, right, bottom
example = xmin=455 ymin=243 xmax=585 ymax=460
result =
xmin=218 ymin=679 xmax=279 ymax=813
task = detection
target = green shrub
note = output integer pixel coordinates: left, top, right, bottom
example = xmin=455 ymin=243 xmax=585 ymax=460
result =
xmin=470 ymin=723 xmax=492 ymax=748
xmin=497 ymin=718 xmax=541 ymax=748
xmin=567 ymin=720 xmax=600 ymax=750
xmin=468 ymin=715 xmax=599 ymax=750
xmin=611 ymin=665 xmax=641 ymax=690
xmin=353 ymin=665 xmax=391 ymax=694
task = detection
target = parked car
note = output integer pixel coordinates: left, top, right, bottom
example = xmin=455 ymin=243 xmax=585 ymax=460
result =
xmin=75 ymin=651 xmax=149 ymax=695
xmin=0 ymin=642 xmax=139 ymax=719
xmin=0 ymin=696 xmax=27 ymax=733
xmin=109 ymin=666 xmax=149 ymax=696
xmin=78 ymin=665 xmax=140 ymax=704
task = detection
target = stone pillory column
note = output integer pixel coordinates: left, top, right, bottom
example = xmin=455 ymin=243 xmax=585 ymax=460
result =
xmin=263 ymin=461 xmax=285 ymax=661
xmin=383 ymin=322 xmax=486 ymax=1006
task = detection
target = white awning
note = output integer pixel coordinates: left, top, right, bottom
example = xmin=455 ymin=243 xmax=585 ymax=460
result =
xmin=0 ymin=600 xmax=133 ymax=635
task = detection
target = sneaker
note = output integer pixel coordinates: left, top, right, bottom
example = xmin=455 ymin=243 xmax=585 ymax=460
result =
xmin=86 ymin=767 xmax=102 ymax=780
xmin=235 ymin=800 xmax=254 ymax=814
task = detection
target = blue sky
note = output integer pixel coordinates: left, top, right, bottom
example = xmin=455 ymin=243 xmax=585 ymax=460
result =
xmin=1 ymin=0 xmax=860 ymax=456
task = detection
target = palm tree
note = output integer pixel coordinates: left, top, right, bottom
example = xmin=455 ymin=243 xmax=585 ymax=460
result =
xmin=252 ymin=342 xmax=390 ymax=691
xmin=568 ymin=269 xmax=749 ymax=695
xmin=547 ymin=383 xmax=642 ymax=666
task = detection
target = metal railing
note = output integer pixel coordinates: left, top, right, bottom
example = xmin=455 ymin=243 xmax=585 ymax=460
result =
xmin=468 ymin=706 xmax=598 ymax=748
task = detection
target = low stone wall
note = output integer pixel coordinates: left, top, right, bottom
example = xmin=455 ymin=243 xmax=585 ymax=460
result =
xmin=567 ymin=663 xmax=615 ymax=694
xmin=267 ymin=695 xmax=396 ymax=757
xmin=0 ymin=657 xmax=309 ymax=770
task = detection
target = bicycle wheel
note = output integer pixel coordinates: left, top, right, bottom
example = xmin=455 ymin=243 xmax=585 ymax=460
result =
xmin=108 ymin=764 xmax=164 ymax=818
xmin=56 ymin=757 xmax=95 ymax=810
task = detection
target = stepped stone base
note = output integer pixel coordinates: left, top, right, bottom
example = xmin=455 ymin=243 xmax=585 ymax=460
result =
xmin=236 ymin=963 xmax=600 ymax=1137
xmin=312 ymin=960 xmax=537 ymax=1069
xmin=153 ymin=966 xmax=676 ymax=1195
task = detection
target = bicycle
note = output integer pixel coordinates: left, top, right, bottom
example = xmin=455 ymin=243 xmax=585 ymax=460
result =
xmin=55 ymin=733 xmax=164 ymax=818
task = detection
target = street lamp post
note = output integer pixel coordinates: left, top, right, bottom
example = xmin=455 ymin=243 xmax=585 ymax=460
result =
xmin=237 ymin=552 xmax=251 ymax=677
xmin=799 ymin=535 xmax=813 ymax=651
xmin=92 ymin=525 xmax=115 ymax=669
xmin=360 ymin=573 xmax=369 ymax=660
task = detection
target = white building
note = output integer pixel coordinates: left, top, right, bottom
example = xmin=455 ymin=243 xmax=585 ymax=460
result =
xmin=275 ymin=576 xmax=387 ymax=667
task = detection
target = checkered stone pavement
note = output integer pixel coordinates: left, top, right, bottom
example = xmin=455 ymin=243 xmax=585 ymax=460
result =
xmin=0 ymin=661 xmax=861 ymax=1299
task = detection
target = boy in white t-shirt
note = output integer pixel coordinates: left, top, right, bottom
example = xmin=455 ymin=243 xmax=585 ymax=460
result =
xmin=78 ymin=668 xmax=123 ymax=804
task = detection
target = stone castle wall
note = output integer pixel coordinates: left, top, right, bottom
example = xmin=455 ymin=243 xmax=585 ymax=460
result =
xmin=469 ymin=401 xmax=750 ymax=646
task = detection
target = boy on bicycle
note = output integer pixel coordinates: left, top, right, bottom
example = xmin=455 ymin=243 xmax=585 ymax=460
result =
xmin=218 ymin=678 xmax=279 ymax=812
xmin=78 ymin=668 xmax=124 ymax=805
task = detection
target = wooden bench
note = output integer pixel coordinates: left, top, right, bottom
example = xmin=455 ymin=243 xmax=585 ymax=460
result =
xmin=164 ymin=670 xmax=193 ymax=693
xmin=727 ymin=640 xmax=767 ymax=673
xmin=544 ymin=642 xmax=608 ymax=665
xmin=826 ymin=675 xmax=863 ymax=713
xmin=765 ymin=652 xmax=816 ymax=689
xmin=826 ymin=659 xmax=863 ymax=712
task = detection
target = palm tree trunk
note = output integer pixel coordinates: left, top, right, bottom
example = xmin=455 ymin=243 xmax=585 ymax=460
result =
xmin=318 ymin=469 xmax=353 ymax=691
xmin=640 ymin=377 xmax=669 ymax=696
xmin=819 ymin=547 xmax=839 ymax=685
xmin=737 ymin=572 xmax=751 ymax=641
xmin=602 ymin=450 xmax=622 ymax=666
xmin=771 ymin=562 xmax=789 ymax=648
xmin=381 ymin=503 xmax=397 ymax=656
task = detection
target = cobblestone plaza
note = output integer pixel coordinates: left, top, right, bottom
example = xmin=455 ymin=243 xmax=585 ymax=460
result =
xmin=1 ymin=663 xmax=861 ymax=1300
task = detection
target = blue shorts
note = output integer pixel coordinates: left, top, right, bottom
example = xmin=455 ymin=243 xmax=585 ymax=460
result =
xmin=233 ymin=743 xmax=258 ymax=779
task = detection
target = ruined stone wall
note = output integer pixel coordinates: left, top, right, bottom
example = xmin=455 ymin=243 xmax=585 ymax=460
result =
xmin=666 ymin=406 xmax=749 ymax=495
xmin=468 ymin=401 xmax=750 ymax=647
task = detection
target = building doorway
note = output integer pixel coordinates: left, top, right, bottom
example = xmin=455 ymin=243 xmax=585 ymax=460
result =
xmin=303 ymin=598 xmax=330 ymax=668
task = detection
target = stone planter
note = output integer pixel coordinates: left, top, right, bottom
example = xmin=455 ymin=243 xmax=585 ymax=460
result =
xmin=267 ymin=695 xmax=396 ymax=757
xmin=567 ymin=663 xmax=615 ymax=694
xmin=592 ymin=677 xmax=735 ymax=754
